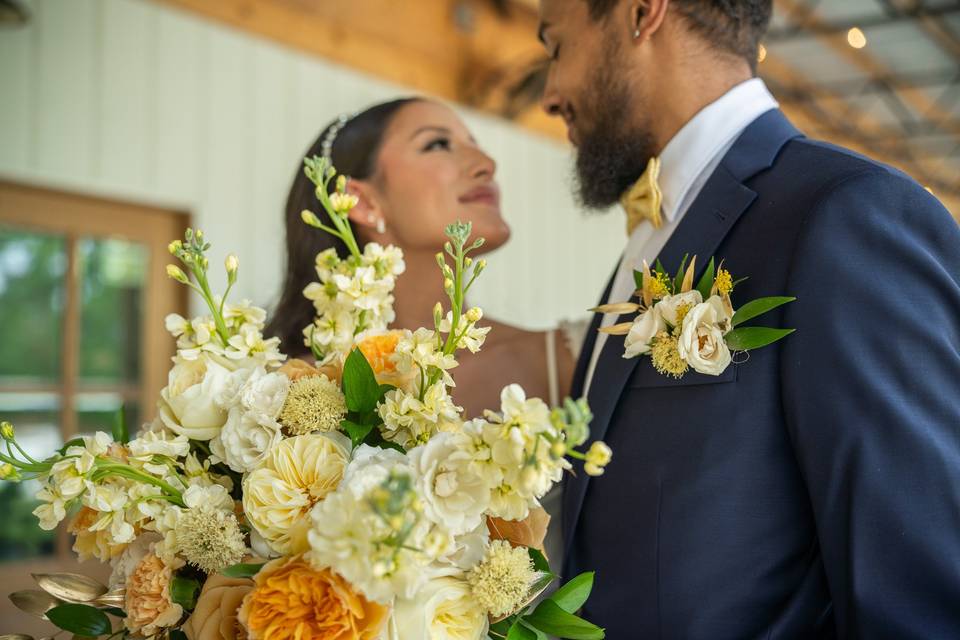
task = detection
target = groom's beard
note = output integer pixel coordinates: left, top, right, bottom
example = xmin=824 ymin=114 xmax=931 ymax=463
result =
xmin=573 ymin=61 xmax=657 ymax=210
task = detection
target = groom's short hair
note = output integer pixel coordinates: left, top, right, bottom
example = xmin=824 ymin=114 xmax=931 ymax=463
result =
xmin=584 ymin=0 xmax=773 ymax=69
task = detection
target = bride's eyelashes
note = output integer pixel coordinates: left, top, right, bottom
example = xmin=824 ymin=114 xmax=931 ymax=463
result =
xmin=422 ymin=137 xmax=452 ymax=152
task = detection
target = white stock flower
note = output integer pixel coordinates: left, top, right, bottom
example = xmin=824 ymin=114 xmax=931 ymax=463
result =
xmin=127 ymin=430 xmax=191 ymax=474
xmin=408 ymin=432 xmax=490 ymax=535
xmin=394 ymin=328 xmax=458 ymax=382
xmin=389 ymin=575 xmax=488 ymax=640
xmin=678 ymin=295 xmax=733 ymax=376
xmin=624 ymin=305 xmax=667 ymax=358
xmin=239 ymin=369 xmax=290 ymax=423
xmin=657 ymin=290 xmax=704 ymax=327
xmin=378 ymin=382 xmax=462 ymax=449
xmin=157 ymin=355 xmax=234 ymax=440
xmin=439 ymin=311 xmax=490 ymax=354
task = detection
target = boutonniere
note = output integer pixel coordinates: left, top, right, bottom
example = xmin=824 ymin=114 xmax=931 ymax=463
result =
xmin=596 ymin=255 xmax=795 ymax=378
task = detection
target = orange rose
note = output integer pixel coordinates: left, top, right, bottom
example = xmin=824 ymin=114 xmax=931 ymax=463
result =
xmin=183 ymin=572 xmax=254 ymax=640
xmin=238 ymin=555 xmax=387 ymax=640
xmin=356 ymin=331 xmax=412 ymax=387
xmin=488 ymin=507 xmax=551 ymax=557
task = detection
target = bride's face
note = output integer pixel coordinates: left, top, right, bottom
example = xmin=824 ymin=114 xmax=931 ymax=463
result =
xmin=364 ymin=101 xmax=510 ymax=253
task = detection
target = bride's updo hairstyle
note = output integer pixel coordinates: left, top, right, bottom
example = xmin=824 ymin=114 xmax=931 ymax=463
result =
xmin=266 ymin=97 xmax=421 ymax=357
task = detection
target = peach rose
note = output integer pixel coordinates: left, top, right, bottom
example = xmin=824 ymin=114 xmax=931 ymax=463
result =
xmin=487 ymin=507 xmax=551 ymax=557
xmin=69 ymin=506 xmax=128 ymax=562
xmin=238 ymin=555 xmax=387 ymax=640
xmin=183 ymin=572 xmax=254 ymax=640
xmin=355 ymin=331 xmax=413 ymax=388
xmin=279 ymin=358 xmax=342 ymax=385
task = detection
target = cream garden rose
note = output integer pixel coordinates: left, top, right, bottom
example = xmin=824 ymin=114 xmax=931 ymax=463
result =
xmin=389 ymin=575 xmax=488 ymax=640
xmin=623 ymin=305 xmax=667 ymax=358
xmin=243 ymin=432 xmax=351 ymax=554
xmin=158 ymin=355 xmax=235 ymax=440
xmin=678 ymin=295 xmax=733 ymax=375
xmin=657 ymin=290 xmax=704 ymax=326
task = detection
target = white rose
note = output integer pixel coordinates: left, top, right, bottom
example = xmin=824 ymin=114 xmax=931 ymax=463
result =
xmin=678 ymin=296 xmax=733 ymax=376
xmin=657 ymin=290 xmax=703 ymax=326
xmin=623 ymin=305 xmax=667 ymax=358
xmin=409 ymin=432 xmax=490 ymax=535
xmin=211 ymin=406 xmax=283 ymax=473
xmin=240 ymin=369 xmax=290 ymax=423
xmin=157 ymin=355 xmax=234 ymax=440
xmin=389 ymin=575 xmax=488 ymax=640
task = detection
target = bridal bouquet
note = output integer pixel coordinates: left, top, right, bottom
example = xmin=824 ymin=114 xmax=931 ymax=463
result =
xmin=0 ymin=157 xmax=610 ymax=640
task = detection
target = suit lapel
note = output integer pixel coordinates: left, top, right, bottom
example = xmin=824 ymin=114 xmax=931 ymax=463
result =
xmin=562 ymin=109 xmax=803 ymax=554
xmin=569 ymin=270 xmax=617 ymax=399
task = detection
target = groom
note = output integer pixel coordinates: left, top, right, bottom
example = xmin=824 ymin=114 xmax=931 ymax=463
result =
xmin=538 ymin=0 xmax=960 ymax=637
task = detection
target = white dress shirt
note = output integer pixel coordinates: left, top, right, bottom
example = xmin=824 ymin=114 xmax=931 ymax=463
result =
xmin=582 ymin=78 xmax=779 ymax=396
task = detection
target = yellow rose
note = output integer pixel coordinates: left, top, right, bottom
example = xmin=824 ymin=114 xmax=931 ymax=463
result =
xmin=237 ymin=555 xmax=387 ymax=640
xmin=183 ymin=571 xmax=254 ymax=640
xmin=356 ymin=331 xmax=414 ymax=388
xmin=242 ymin=433 xmax=350 ymax=554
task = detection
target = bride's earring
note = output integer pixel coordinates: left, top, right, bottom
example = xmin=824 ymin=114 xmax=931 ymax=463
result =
xmin=634 ymin=28 xmax=641 ymax=38
xmin=376 ymin=218 xmax=386 ymax=234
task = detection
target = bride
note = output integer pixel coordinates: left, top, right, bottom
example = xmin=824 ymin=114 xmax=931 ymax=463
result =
xmin=266 ymin=97 xmax=584 ymax=572
xmin=266 ymin=97 xmax=586 ymax=418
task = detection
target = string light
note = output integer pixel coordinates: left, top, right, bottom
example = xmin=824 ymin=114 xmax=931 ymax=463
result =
xmin=847 ymin=27 xmax=867 ymax=49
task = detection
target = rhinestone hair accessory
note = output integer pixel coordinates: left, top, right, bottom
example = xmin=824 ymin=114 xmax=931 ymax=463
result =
xmin=320 ymin=112 xmax=357 ymax=165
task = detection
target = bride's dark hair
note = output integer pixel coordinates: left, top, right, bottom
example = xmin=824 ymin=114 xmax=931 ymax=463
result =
xmin=265 ymin=97 xmax=421 ymax=357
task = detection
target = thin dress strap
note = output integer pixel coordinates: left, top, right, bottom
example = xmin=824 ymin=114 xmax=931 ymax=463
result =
xmin=545 ymin=329 xmax=559 ymax=407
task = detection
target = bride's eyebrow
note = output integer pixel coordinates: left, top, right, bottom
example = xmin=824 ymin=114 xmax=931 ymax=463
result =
xmin=409 ymin=126 xmax=452 ymax=140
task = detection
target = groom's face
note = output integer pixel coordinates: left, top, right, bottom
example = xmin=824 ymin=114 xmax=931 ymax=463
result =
xmin=539 ymin=0 xmax=657 ymax=209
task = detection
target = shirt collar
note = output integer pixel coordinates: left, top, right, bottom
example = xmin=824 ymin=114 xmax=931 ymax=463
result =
xmin=658 ymin=78 xmax=779 ymax=222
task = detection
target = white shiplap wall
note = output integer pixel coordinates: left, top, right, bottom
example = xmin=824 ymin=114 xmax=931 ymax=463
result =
xmin=0 ymin=0 xmax=622 ymax=328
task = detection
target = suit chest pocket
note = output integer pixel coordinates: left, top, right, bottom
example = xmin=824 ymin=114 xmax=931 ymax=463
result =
xmin=626 ymin=360 xmax=739 ymax=389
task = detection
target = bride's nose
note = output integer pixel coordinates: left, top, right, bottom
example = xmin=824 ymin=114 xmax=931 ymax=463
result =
xmin=466 ymin=147 xmax=497 ymax=180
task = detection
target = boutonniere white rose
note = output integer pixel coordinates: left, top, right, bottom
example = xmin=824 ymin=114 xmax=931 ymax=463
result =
xmin=597 ymin=255 xmax=795 ymax=378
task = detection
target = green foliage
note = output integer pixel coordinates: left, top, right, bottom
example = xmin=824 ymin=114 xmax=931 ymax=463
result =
xmin=112 ymin=404 xmax=129 ymax=444
xmin=45 ymin=603 xmax=112 ymax=637
xmin=524 ymin=600 xmax=604 ymax=639
xmin=342 ymin=348 xmax=381 ymax=413
xmin=550 ymin=572 xmax=594 ymax=614
xmin=724 ymin=327 xmax=796 ymax=351
xmin=221 ymin=562 xmax=266 ymax=579
xmin=170 ymin=575 xmax=201 ymax=611
xmin=527 ymin=547 xmax=552 ymax=575
xmin=696 ymin=257 xmax=716 ymax=300
xmin=731 ymin=296 xmax=796 ymax=328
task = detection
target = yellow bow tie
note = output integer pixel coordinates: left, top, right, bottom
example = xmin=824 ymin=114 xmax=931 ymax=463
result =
xmin=620 ymin=156 xmax=663 ymax=235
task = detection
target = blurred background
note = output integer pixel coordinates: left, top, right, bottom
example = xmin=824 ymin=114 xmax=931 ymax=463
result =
xmin=1 ymin=0 xmax=958 ymax=633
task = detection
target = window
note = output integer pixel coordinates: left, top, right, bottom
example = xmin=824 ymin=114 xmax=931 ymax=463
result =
xmin=0 ymin=181 xmax=187 ymax=633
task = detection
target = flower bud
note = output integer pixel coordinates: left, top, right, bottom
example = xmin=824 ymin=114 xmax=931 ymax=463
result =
xmin=330 ymin=192 xmax=359 ymax=214
xmin=301 ymin=210 xmax=322 ymax=227
xmin=167 ymin=240 xmax=182 ymax=255
xmin=225 ymin=254 xmax=239 ymax=276
xmin=0 ymin=462 xmax=20 ymax=481
xmin=0 ymin=421 xmax=14 ymax=441
xmin=584 ymin=441 xmax=612 ymax=476
xmin=476 ymin=259 xmax=487 ymax=272
xmin=435 ymin=253 xmax=445 ymax=268
xmin=443 ymin=278 xmax=455 ymax=293
xmin=465 ymin=307 xmax=483 ymax=323
xmin=464 ymin=257 xmax=473 ymax=268
xmin=336 ymin=175 xmax=347 ymax=193
xmin=550 ymin=440 xmax=567 ymax=459
xmin=166 ymin=264 xmax=189 ymax=284
xmin=433 ymin=302 xmax=443 ymax=327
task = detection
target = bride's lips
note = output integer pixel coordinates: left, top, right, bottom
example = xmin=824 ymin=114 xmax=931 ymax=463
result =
xmin=459 ymin=184 xmax=501 ymax=208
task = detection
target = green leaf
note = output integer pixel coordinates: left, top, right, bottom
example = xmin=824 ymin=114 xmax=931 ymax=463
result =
xmin=170 ymin=575 xmax=200 ymax=611
xmin=341 ymin=419 xmax=375 ymax=448
xmin=524 ymin=600 xmax=604 ymax=639
xmin=527 ymin=547 xmax=552 ymax=575
xmin=221 ymin=562 xmax=265 ymax=579
xmin=101 ymin=607 xmax=126 ymax=618
xmin=633 ymin=269 xmax=643 ymax=291
xmin=56 ymin=437 xmax=85 ymax=456
xmin=724 ymin=327 xmax=796 ymax=351
xmin=170 ymin=630 xmax=189 ymax=640
xmin=550 ymin=572 xmax=594 ymax=614
xmin=378 ymin=383 xmax=396 ymax=401
xmin=45 ymin=604 xmax=111 ymax=637
xmin=673 ymin=254 xmax=690 ymax=293
xmin=490 ymin=618 xmax=514 ymax=636
xmin=508 ymin=621 xmax=539 ymax=640
xmin=342 ymin=348 xmax=381 ymax=413
xmin=654 ymin=259 xmax=666 ymax=277
xmin=112 ymin=404 xmax=129 ymax=444
xmin=731 ymin=296 xmax=796 ymax=327
xmin=695 ymin=257 xmax=716 ymax=301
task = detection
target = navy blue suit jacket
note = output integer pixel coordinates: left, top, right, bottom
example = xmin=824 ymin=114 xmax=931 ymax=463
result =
xmin=563 ymin=109 xmax=960 ymax=639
